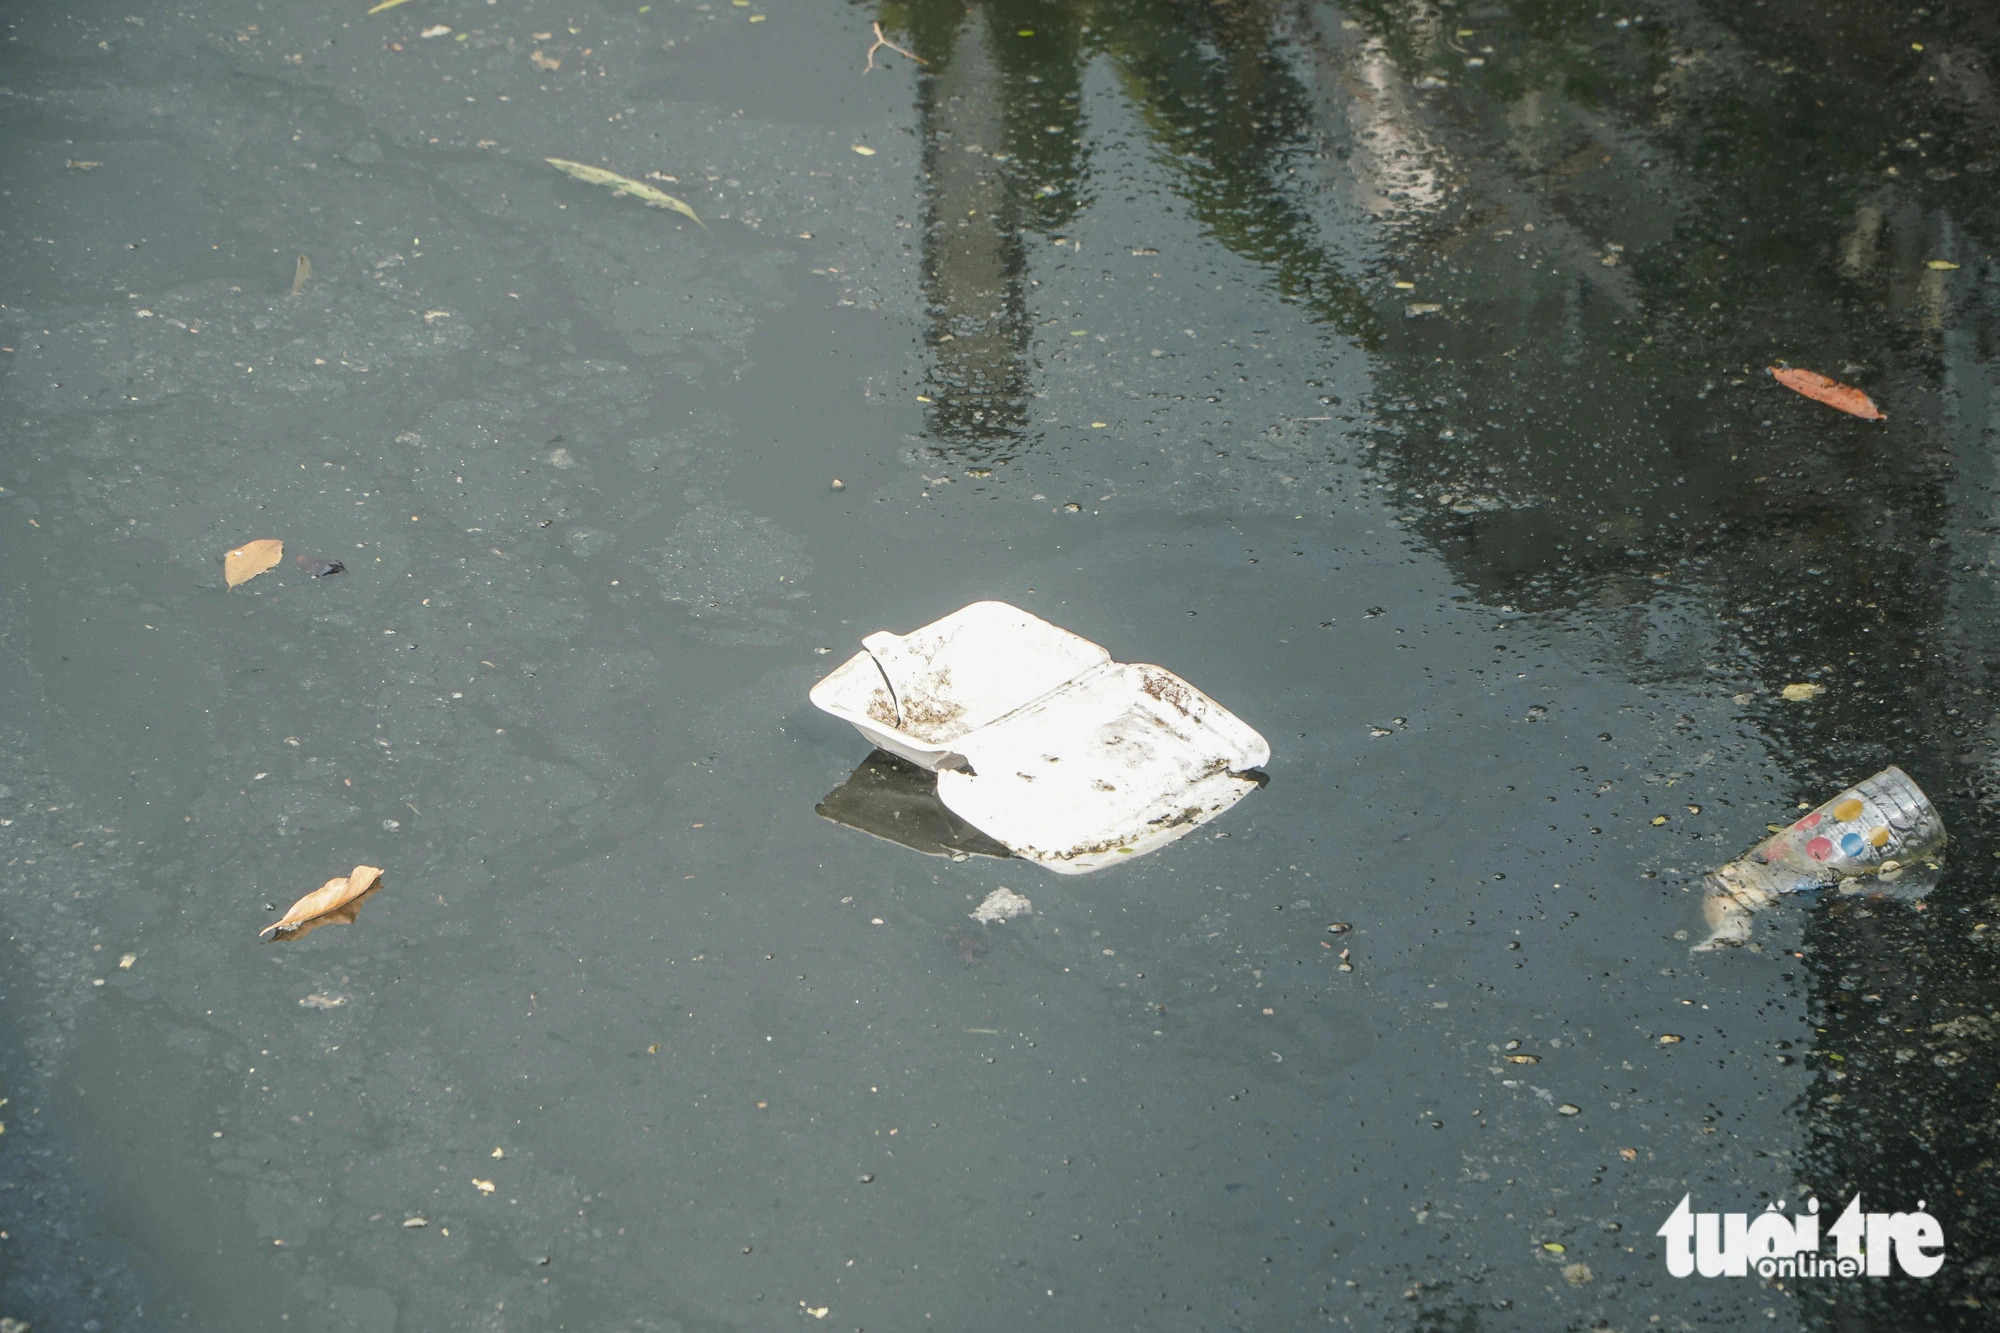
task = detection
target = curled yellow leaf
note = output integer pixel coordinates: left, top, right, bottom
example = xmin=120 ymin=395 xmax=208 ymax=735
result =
xmin=261 ymin=865 xmax=383 ymax=937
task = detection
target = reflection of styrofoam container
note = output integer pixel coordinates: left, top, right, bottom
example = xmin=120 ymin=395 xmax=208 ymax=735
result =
xmin=809 ymin=601 xmax=1269 ymax=873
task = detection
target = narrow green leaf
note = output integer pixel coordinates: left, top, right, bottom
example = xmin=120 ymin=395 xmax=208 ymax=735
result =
xmin=545 ymin=157 xmax=706 ymax=230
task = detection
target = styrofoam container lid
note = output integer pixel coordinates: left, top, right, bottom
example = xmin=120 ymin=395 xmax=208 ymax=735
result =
xmin=810 ymin=601 xmax=1269 ymax=872
xmin=808 ymin=601 xmax=1109 ymax=770
xmin=937 ymin=661 xmax=1269 ymax=873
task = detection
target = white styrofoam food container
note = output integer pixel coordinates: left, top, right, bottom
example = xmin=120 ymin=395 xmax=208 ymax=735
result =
xmin=809 ymin=601 xmax=1269 ymax=873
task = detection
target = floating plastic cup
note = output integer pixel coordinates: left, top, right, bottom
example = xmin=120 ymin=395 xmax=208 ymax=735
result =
xmin=1698 ymin=766 xmax=1945 ymax=949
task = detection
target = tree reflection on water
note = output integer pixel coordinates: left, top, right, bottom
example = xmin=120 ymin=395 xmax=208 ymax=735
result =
xmin=872 ymin=0 xmax=2000 ymax=1318
xmin=875 ymin=0 xmax=1396 ymax=457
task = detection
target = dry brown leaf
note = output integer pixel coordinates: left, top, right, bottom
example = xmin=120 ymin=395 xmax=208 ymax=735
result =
xmin=1769 ymin=366 xmax=1886 ymax=420
xmin=261 ymin=864 xmax=383 ymax=937
xmin=531 ymin=49 xmax=561 ymax=71
xmin=290 ymin=254 xmax=310 ymax=298
xmin=268 ymin=896 xmax=372 ymax=942
xmin=224 ymin=538 xmax=284 ymax=588
xmin=262 ymin=877 xmax=349 ymax=935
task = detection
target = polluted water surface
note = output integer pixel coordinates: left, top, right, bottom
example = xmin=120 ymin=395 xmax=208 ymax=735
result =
xmin=3 ymin=1 xmax=1999 ymax=1330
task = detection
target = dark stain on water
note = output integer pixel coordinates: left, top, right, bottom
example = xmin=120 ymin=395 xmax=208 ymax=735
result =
xmin=2 ymin=0 xmax=1998 ymax=1329
xmin=943 ymin=927 xmax=992 ymax=967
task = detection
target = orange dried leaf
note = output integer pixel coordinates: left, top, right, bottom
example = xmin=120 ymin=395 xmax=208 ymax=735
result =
xmin=224 ymin=538 xmax=284 ymax=587
xmin=261 ymin=864 xmax=383 ymax=937
xmin=1768 ymin=366 xmax=1886 ymax=421
xmin=266 ymin=896 xmax=373 ymax=943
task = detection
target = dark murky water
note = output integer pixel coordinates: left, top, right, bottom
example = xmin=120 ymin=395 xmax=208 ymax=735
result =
xmin=4 ymin=1 xmax=1998 ymax=1328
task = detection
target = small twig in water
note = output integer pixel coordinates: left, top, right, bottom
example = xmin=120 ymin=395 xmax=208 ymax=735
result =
xmin=864 ymin=21 xmax=925 ymax=73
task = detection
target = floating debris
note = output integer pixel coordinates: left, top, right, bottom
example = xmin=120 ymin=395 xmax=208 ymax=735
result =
xmin=1697 ymin=766 xmax=1944 ymax=950
xmin=970 ymin=887 xmax=1032 ymax=924
xmin=295 ymin=555 xmax=345 ymax=578
xmin=262 ymin=864 xmax=383 ymax=937
xmin=1769 ymin=365 xmax=1886 ymax=421
xmin=545 ymin=158 xmax=704 ymax=228
xmin=862 ymin=20 xmax=925 ymax=73
xmin=224 ymin=538 xmax=284 ymax=588
xmin=810 ymin=602 xmax=1268 ymax=873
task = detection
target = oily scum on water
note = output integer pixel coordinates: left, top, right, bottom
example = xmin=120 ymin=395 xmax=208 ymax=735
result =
xmin=1657 ymin=1194 xmax=1945 ymax=1279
